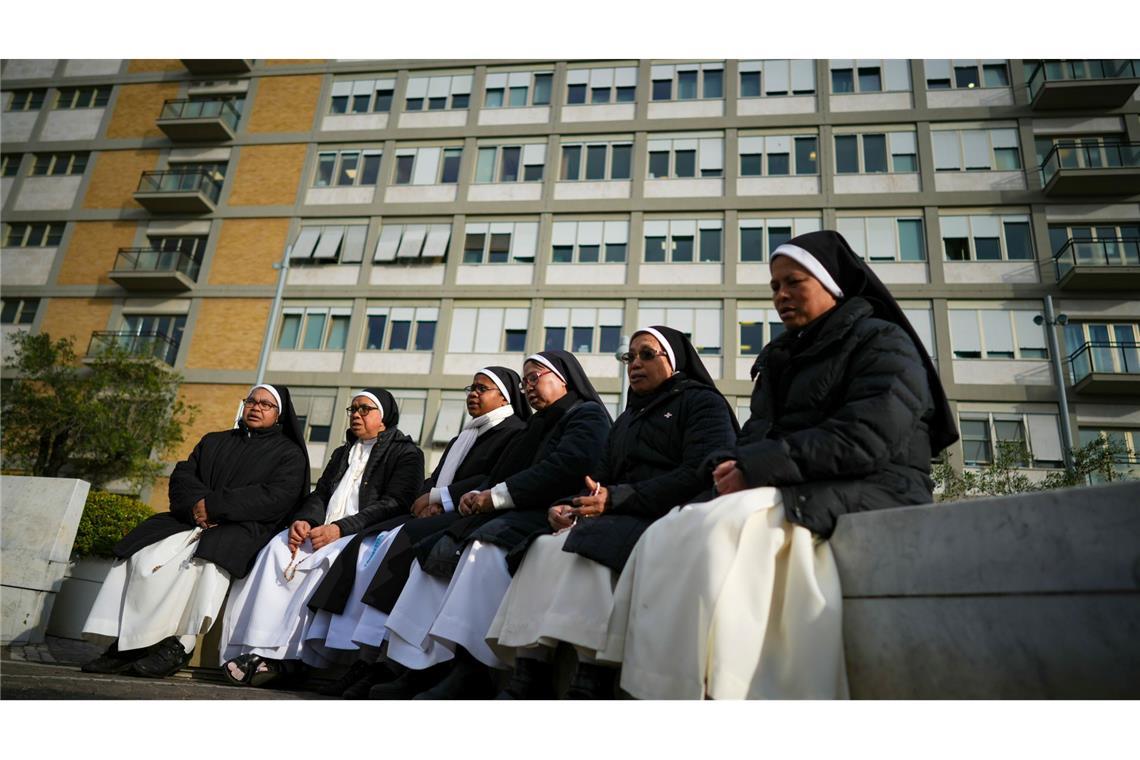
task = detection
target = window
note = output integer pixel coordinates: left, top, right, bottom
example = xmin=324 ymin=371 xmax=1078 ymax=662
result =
xmin=1064 ymin=322 xmax=1140 ymax=378
xmin=393 ymin=147 xmax=462 ymax=185
xmin=738 ymin=135 xmax=819 ymax=176
xmin=959 ymin=412 xmax=1063 ymax=467
xmin=462 ymin=221 xmax=538 ymax=264
xmin=3 ymin=222 xmax=65 ymax=248
xmin=646 ymin=136 xmax=724 ymax=178
xmin=364 ymin=306 xmax=439 ymax=351
xmin=475 ymin=144 xmax=545 ymax=183
xmin=551 ymin=219 xmax=628 ymax=264
xmin=0 ymin=297 xmax=40 ymax=325
xmin=314 ymin=150 xmax=382 ymax=187
xmin=829 ymin=60 xmax=910 ymax=93
xmin=837 ymin=217 xmax=927 ymax=262
xmin=901 ymin=307 xmax=937 ymax=359
xmin=565 ymin=66 xmax=637 ymax=104
xmin=542 ymin=307 xmax=624 ymax=353
xmin=738 ymin=218 xmax=821 ymax=262
xmin=925 ymin=60 xmax=1009 ymax=90
xmin=141 ymin=234 xmax=206 ymax=278
xmin=447 ymin=307 xmax=530 ymax=353
xmin=484 ymin=70 xmax=553 ymax=107
xmin=1 ymin=154 xmax=21 ymax=177
xmin=1048 ymin=223 xmax=1140 ymax=267
xmin=290 ymin=223 xmax=368 ymax=265
xmin=834 ymin=132 xmax=917 ymax=174
xmin=120 ymin=314 xmax=186 ymax=365
xmin=638 ymin=303 xmax=722 ymax=355
xmin=738 ymin=60 xmax=815 ymax=97
xmin=559 ymin=140 xmax=633 ymax=181
xmin=29 ymin=152 xmax=89 ymax=176
xmin=933 ymin=128 xmax=1021 ymax=171
xmin=329 ymin=78 xmax=395 ymax=114
xmin=650 ymin=63 xmax=724 ymax=100
xmin=389 ymin=390 xmax=428 ymax=441
xmin=404 ymin=74 xmax=472 ymax=111
xmin=291 ymin=391 xmax=336 ymax=444
xmin=949 ymin=309 xmax=1048 ymax=360
xmin=1078 ymin=427 xmax=1140 ymax=481
xmin=940 ymin=215 xmax=1034 ymax=261
xmin=55 ymin=86 xmax=112 ymax=109
xmin=277 ymin=307 xmax=352 ymax=351
xmin=7 ymin=89 xmax=47 ymax=111
xmin=736 ymin=308 xmax=787 ymax=354
xmin=644 ymin=219 xmax=723 ymax=263
xmin=374 ymin=223 xmax=451 ymax=263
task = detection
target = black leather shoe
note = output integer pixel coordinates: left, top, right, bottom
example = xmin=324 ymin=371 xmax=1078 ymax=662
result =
xmin=413 ymin=656 xmax=494 ymax=700
xmin=340 ymin=661 xmax=400 ymax=699
xmin=564 ymin=662 xmax=617 ymax=700
xmin=81 ymin=640 xmax=148 ymax=674
xmin=129 ymin=636 xmax=191 ymax=679
xmin=367 ymin=663 xmax=448 ymax=700
xmin=317 ymin=659 xmax=372 ymax=697
xmin=494 ymin=657 xmax=555 ymax=700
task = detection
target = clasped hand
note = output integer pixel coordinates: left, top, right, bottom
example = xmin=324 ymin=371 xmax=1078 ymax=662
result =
xmin=712 ymin=460 xmax=748 ymax=495
xmin=458 ymin=489 xmax=494 ymax=516
xmin=191 ymin=499 xmax=216 ymax=530
xmin=410 ymin=493 xmax=443 ymax=518
xmin=548 ymin=476 xmax=608 ymax=530
xmin=288 ymin=520 xmax=341 ymax=551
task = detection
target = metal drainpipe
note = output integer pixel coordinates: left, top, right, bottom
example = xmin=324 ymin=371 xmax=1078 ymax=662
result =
xmin=1044 ymin=294 xmax=1075 ymax=472
xmin=254 ymin=246 xmax=291 ymax=386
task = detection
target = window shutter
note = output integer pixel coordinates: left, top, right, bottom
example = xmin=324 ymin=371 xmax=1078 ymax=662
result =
xmin=411 ymin=147 xmax=440 ymax=185
xmin=291 ymin=227 xmax=321 ymax=259
xmin=341 ymin=225 xmax=367 ymax=263
xmin=511 ymin=222 xmax=538 ymax=261
xmin=396 ymin=225 xmax=427 ymax=258
xmin=448 ymin=308 xmax=477 ymax=352
xmin=589 ymin=68 xmax=614 ymax=88
xmin=836 ymin=218 xmax=867 ymax=257
xmin=552 ymin=221 xmax=578 ymax=246
xmin=405 ymin=77 xmax=429 ymax=98
xmin=699 ymin=139 xmax=724 ymax=171
xmin=566 ymin=69 xmax=589 ymax=85
xmin=450 ymin=75 xmax=472 ymax=95
xmin=925 ymin=59 xmax=951 ymax=81
xmin=790 ymin=60 xmax=814 ymax=92
xmin=949 ymin=310 xmax=982 ymax=354
xmin=313 ymin=226 xmax=345 ymax=261
xmin=884 ymin=59 xmax=910 ymax=91
xmin=474 ymin=308 xmax=504 ymax=352
xmin=615 ymin=67 xmax=638 ymax=87
xmin=374 ymin=225 xmax=402 ymax=262
xmin=604 ymin=220 xmax=628 ymax=244
xmin=421 ymin=224 xmax=451 ymax=259
xmin=427 ymin=76 xmax=451 ymax=98
xmin=1027 ymin=414 xmax=1063 ymax=462
xmin=485 ymin=72 xmax=508 ymax=89
xmin=963 ymin=130 xmax=992 ymax=169
xmin=765 ymin=60 xmax=789 ymax=94
xmin=981 ymin=311 xmax=1015 ymax=355
xmin=932 ymin=131 xmax=962 ymax=170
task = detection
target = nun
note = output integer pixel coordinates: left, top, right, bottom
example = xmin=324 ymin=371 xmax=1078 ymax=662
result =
xmin=486 ymin=326 xmax=739 ymax=699
xmin=218 ymin=388 xmax=423 ymax=687
xmin=81 ymin=383 xmax=309 ymax=679
xmin=303 ymin=368 xmax=531 ymax=698
xmin=601 ymin=230 xmax=959 ymax=700
xmin=368 ymin=350 xmax=612 ymax=699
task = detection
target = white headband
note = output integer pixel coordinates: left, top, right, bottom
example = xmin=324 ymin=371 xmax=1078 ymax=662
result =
xmin=352 ymin=390 xmax=385 ymax=421
xmin=771 ymin=244 xmax=845 ymax=298
xmin=475 ymin=368 xmax=511 ymax=401
xmin=524 ymin=354 xmax=567 ymax=385
xmin=249 ymin=384 xmax=283 ymax=411
xmin=633 ymin=327 xmax=676 ymax=371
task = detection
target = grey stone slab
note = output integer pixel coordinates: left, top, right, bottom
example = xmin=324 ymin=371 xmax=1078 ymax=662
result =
xmin=831 ymin=481 xmax=1140 ymax=597
xmin=842 ymin=594 xmax=1140 ymax=699
xmin=1 ymin=476 xmax=91 ymax=590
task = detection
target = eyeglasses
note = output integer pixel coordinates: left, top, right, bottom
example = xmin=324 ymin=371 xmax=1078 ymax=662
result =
xmin=618 ymin=348 xmax=670 ymax=364
xmin=463 ymin=384 xmax=498 ymax=395
xmin=241 ymin=397 xmax=279 ymax=411
xmin=518 ymin=369 xmax=553 ymax=390
xmin=345 ymin=405 xmax=379 ymax=417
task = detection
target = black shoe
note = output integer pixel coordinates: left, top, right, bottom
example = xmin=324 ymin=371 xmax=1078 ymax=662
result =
xmin=317 ymin=659 xmax=372 ymax=697
xmin=367 ymin=663 xmax=448 ymax=700
xmin=339 ymin=661 xmax=400 ymax=699
xmin=494 ymin=657 xmax=555 ymax=700
xmin=129 ymin=636 xmax=191 ymax=679
xmin=413 ymin=656 xmax=494 ymax=700
xmin=564 ymin=662 xmax=617 ymax=700
xmin=81 ymin=640 xmax=148 ymax=674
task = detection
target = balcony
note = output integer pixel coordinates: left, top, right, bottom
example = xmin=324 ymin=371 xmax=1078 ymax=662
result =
xmin=108 ymin=248 xmax=200 ymax=292
xmin=1039 ymin=141 xmax=1140 ymax=196
xmin=1068 ymin=341 xmax=1140 ymax=396
xmin=181 ymin=59 xmax=252 ymax=75
xmin=86 ymin=331 xmax=180 ymax=366
xmin=133 ymin=169 xmax=222 ymax=213
xmin=156 ymin=98 xmax=240 ymax=141
xmin=1028 ymin=60 xmax=1140 ymax=110
xmin=1053 ymin=237 xmax=1140 ymax=290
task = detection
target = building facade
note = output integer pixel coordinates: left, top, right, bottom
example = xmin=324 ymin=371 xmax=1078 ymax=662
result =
xmin=2 ymin=58 xmax=1138 ymax=505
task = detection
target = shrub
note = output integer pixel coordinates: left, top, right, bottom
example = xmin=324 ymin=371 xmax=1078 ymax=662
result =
xmin=72 ymin=490 xmax=155 ymax=558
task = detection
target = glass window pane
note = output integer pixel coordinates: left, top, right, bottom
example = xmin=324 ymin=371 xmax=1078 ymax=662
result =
xmin=700 ymin=228 xmax=722 ymax=262
xmin=610 ymin=144 xmax=631 ymax=179
xmin=863 ymin=134 xmax=888 ymax=173
xmin=673 ymin=235 xmax=694 ymax=262
xmin=645 ymin=236 xmax=666 ymax=263
xmin=1004 ymin=222 xmax=1033 ymax=260
xmin=523 ymin=164 xmax=543 ymax=181
xmin=831 ymin=69 xmax=854 ymax=93
xmin=545 ymin=326 xmax=565 ymax=351
xmin=278 ymin=314 xmax=301 ymax=349
xmin=504 ymin=329 xmax=527 ymax=352
xmin=585 ymin=145 xmax=607 ymax=180
xmin=489 ymin=233 xmax=511 ymax=263
xmin=452 ymin=93 xmax=470 ymax=109
xmin=652 ymin=79 xmax=671 ymax=100
xmin=509 ymin=86 xmax=528 ymax=107
xmin=975 ymin=237 xmax=1002 ymax=260
xmin=533 ymin=74 xmax=552 ymax=105
xmin=615 ymin=86 xmax=636 ymax=102
xmin=440 ymin=150 xmax=461 ymax=184
xmin=994 ymin=147 xmax=1021 ymax=170
xmin=561 ymin=146 xmax=581 ymax=180
xmin=316 ymin=153 xmax=335 ymax=186
xmin=361 ymin=153 xmax=381 ymax=185
xmin=301 ymin=313 xmax=326 ymax=350
xmin=464 ymin=233 xmax=485 ymax=263
xmin=330 ymin=95 xmax=348 ymax=114
xmin=591 ymin=87 xmax=610 ymax=104
xmin=741 ymin=227 xmax=764 ymax=262
xmin=337 ymin=152 xmax=359 ymax=186
xmin=428 ymin=97 xmax=447 ymax=110
xmin=740 ymin=71 xmax=761 ymax=97
xmin=740 ymin=322 xmax=764 ymax=353
xmin=567 ymin=84 xmax=586 ymax=104
xmin=476 ymin=147 xmax=497 ymax=183
xmin=571 ymin=326 xmax=594 ymax=352
xmin=835 ymin=135 xmax=859 ymax=173
xmin=366 ymin=314 xmax=387 ymax=349
xmin=599 ymin=326 xmax=621 ymax=354
xmin=674 ymin=150 xmax=696 ymax=177
xmin=374 ymin=91 xmax=392 ymax=112
xmin=741 ymin=154 xmax=763 ymax=176
xmin=395 ymin=155 xmax=414 ymax=184
xmin=944 ymin=237 xmax=970 ymax=260
xmin=769 ymin=227 xmax=792 ymax=254
xmin=892 ymin=153 xmax=918 ymax=172
xmin=677 ymin=71 xmax=698 ymax=99
xmin=858 ymin=67 xmax=882 ymax=91
xmin=351 ymin=93 xmax=369 ymax=113
xmin=405 ymin=97 xmax=423 ymax=111
xmin=795 ymin=138 xmax=818 ymax=174
xmin=578 ymin=244 xmax=600 ymax=263
xmin=767 ymin=153 xmax=789 ymax=176
xmin=898 ymin=220 xmax=925 ymax=261
xmin=485 ymin=89 xmax=504 ymax=108
xmin=954 ymin=66 xmax=980 ymax=89
xmin=703 ymin=69 xmax=723 ymax=98
xmin=388 ymin=321 xmax=411 ymax=350
xmin=604 ymin=243 xmax=627 ymax=263
xmin=499 ymin=147 xmax=520 ymax=182
xmin=327 ymin=316 xmax=349 ymax=350
xmin=983 ymin=64 xmax=1009 ymax=87
xmin=552 ymin=245 xmax=573 ymax=263
xmin=648 ymin=151 xmax=670 ymax=178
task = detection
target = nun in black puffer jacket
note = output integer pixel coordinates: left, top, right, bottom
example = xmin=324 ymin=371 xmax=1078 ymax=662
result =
xmin=601 ymin=230 xmax=958 ymax=701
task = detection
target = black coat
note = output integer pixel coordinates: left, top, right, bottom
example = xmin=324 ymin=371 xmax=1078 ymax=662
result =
xmin=730 ymin=296 xmax=936 ymax=538
xmin=113 ymin=425 xmax=308 ymax=578
xmin=562 ymin=378 xmax=738 ymax=572
xmin=290 ymin=427 xmax=424 ymax=536
xmin=421 ymin=415 xmax=528 ymax=505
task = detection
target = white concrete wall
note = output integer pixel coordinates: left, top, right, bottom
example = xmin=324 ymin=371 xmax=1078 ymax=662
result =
xmin=1 ymin=111 xmax=38 ymax=142
xmin=3 ymin=60 xmax=58 ymax=79
xmin=320 ymin=113 xmax=389 ymax=132
xmin=286 ymin=265 xmax=361 ymax=286
xmin=944 ymin=261 xmax=1039 ymax=284
xmin=830 ymin=91 xmax=913 ymax=112
xmin=0 ymin=249 xmax=56 ymax=286
xmin=834 ymin=173 xmax=922 ymax=194
xmin=545 ymin=264 xmax=626 ymax=286
xmin=268 ymin=350 xmax=345 ymax=373
xmin=867 ymin=262 xmax=929 ymax=284
xmin=369 ymin=264 xmax=446 ymax=286
xmin=951 ymin=359 xmax=1053 ymax=385
xmin=397 ymin=110 xmax=467 ymax=129
xmin=647 ymin=100 xmax=724 ymax=119
xmin=927 ymin=89 xmax=1014 ymax=109
xmin=639 ymin=263 xmax=722 ymax=285
xmin=477 ymin=106 xmax=551 ymax=126
xmin=384 ymin=185 xmax=458 ymax=204
xmin=643 ymin=178 xmax=723 ymax=198
xmin=561 ymin=103 xmax=636 ymax=123
xmin=40 ymin=109 xmax=104 ymax=142
xmin=443 ymin=352 xmax=525 ymax=376
xmin=352 ymin=352 xmax=433 ymax=375
xmin=456 ymin=264 xmax=534 ymax=286
xmin=934 ymin=170 xmax=1026 ymax=192
xmin=12 ymin=176 xmax=83 ymax=211
xmin=467 ymin=183 xmax=543 ymax=202
xmin=737 ymin=176 xmax=820 ymax=196
xmin=62 ymin=60 xmax=122 ymax=77
xmin=553 ymin=180 xmax=632 ymax=200
xmin=737 ymin=96 xmax=816 ymax=116
xmin=304 ymin=186 xmax=376 ymax=206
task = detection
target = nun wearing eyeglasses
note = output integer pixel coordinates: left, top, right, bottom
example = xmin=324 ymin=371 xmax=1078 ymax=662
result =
xmin=300 ymin=367 xmax=531 ymax=698
xmin=365 ymin=350 xmax=612 ymax=699
xmin=601 ymin=230 xmax=959 ymax=700
xmin=81 ymin=384 xmax=309 ymax=680
xmin=487 ymin=326 xmax=739 ymax=699
xmin=218 ymin=388 xmax=424 ymax=687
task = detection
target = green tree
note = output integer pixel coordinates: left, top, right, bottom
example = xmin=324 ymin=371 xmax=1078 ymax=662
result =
xmin=1 ymin=332 xmax=195 ymax=490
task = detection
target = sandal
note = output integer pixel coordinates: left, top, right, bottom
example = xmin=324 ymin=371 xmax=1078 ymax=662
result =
xmin=224 ymin=654 xmax=305 ymax=689
xmin=222 ymin=653 xmax=264 ymax=686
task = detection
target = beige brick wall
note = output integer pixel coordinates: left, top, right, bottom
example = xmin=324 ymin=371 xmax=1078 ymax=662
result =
xmin=127 ymin=60 xmax=184 ymax=73
xmin=226 ymin=144 xmax=306 ymax=207
xmin=184 ymin=299 xmax=270 ymax=371
xmin=38 ymin=298 xmax=114 ymax=355
xmin=209 ymin=218 xmax=289 ymax=286
xmin=106 ymin=82 xmax=181 ymax=139
xmin=55 ymin=221 xmax=137 ymax=286
xmin=145 ymin=476 xmax=170 ymax=511
xmin=175 ymin=383 xmax=250 ymax=460
xmin=246 ymin=75 xmax=321 ymax=134
xmin=82 ymin=149 xmax=160 ymax=210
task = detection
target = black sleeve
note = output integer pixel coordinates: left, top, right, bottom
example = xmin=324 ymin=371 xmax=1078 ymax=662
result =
xmin=334 ymin=443 xmax=425 ymax=535
xmin=503 ymin=403 xmax=611 ymax=509
xmin=419 ymin=439 xmax=452 ymax=496
xmin=167 ymin=436 xmax=213 ymax=524
xmin=204 ymin=443 xmax=308 ymax=525
xmin=290 ymin=445 xmax=346 ymax=527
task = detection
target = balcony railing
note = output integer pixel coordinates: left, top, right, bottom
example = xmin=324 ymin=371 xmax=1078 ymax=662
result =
xmin=1069 ymin=341 xmax=1140 ymax=384
xmin=136 ymin=169 xmax=223 ymax=202
xmin=1028 ymin=59 xmax=1140 ymax=101
xmin=87 ymin=331 xmax=180 ymax=365
xmin=114 ymin=248 xmax=200 ymax=278
xmin=1039 ymin=140 xmax=1140 ymax=195
xmin=157 ymin=98 xmax=240 ymax=140
xmin=1053 ymin=237 xmax=1140 ymax=280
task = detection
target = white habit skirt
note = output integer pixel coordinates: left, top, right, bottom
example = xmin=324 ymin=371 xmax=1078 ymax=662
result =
xmin=599 ymin=487 xmax=848 ymax=700
xmin=83 ymin=528 xmax=231 ymax=652
xmin=219 ymin=528 xmax=353 ymax=667
xmin=486 ymin=530 xmax=616 ymax=664
xmin=384 ymin=539 xmax=513 ymax=670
